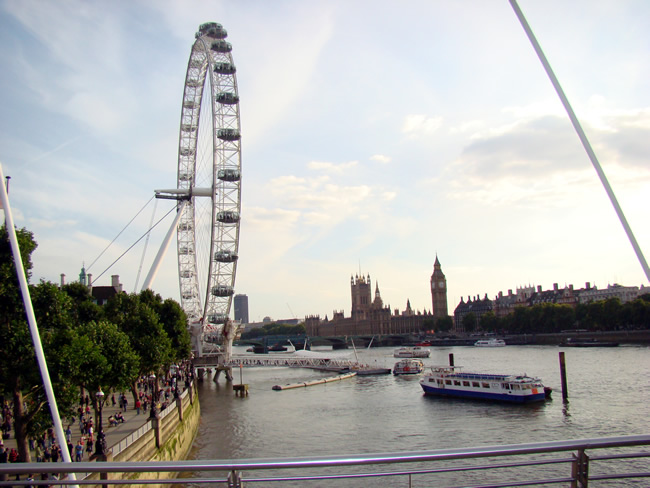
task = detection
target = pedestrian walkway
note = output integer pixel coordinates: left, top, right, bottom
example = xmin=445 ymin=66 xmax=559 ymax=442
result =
xmin=1 ymin=395 xmax=152 ymax=462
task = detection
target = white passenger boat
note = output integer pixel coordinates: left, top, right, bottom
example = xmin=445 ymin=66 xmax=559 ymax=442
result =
xmin=393 ymin=358 xmax=424 ymax=375
xmin=474 ymin=338 xmax=506 ymax=347
xmin=419 ymin=366 xmax=550 ymax=403
xmin=393 ymin=346 xmax=431 ymax=358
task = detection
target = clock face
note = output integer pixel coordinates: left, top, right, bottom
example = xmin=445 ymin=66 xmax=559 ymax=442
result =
xmin=439 ymin=281 xmax=445 ymax=288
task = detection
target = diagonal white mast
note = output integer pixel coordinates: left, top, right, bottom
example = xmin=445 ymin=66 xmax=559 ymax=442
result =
xmin=0 ymin=163 xmax=78 ymax=485
xmin=510 ymin=0 xmax=650 ymax=282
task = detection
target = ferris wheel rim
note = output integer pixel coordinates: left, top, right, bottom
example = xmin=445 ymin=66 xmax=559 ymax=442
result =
xmin=176 ymin=22 xmax=242 ymax=336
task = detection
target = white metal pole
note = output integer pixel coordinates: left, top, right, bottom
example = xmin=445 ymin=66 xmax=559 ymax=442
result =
xmin=510 ymin=0 xmax=650 ymax=282
xmin=141 ymin=199 xmax=188 ymax=290
xmin=0 ymin=163 xmax=78 ymax=484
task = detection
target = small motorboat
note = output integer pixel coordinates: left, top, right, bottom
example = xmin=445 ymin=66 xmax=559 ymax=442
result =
xmin=393 ymin=346 xmax=431 ymax=358
xmin=393 ymin=358 xmax=424 ymax=375
xmin=474 ymin=338 xmax=506 ymax=347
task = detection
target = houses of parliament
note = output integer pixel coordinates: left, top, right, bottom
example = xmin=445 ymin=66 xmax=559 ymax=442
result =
xmin=305 ymin=257 xmax=448 ymax=337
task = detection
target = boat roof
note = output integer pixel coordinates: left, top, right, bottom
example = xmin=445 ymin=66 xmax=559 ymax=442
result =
xmin=428 ymin=366 xmax=542 ymax=383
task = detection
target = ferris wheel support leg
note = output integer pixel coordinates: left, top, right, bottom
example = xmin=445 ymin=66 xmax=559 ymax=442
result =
xmin=142 ymin=200 xmax=189 ymax=291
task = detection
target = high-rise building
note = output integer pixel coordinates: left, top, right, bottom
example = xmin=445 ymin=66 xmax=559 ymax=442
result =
xmin=234 ymin=294 xmax=249 ymax=324
xmin=430 ymin=255 xmax=448 ymax=319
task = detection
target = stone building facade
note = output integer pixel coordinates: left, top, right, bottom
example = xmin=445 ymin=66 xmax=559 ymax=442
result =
xmin=305 ymin=272 xmax=434 ymax=337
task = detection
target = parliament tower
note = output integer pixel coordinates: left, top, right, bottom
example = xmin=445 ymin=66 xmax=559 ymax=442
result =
xmin=430 ymin=256 xmax=448 ymax=319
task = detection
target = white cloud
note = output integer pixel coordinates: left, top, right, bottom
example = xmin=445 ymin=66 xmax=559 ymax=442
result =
xmin=307 ymin=160 xmax=358 ymax=173
xmin=401 ymin=114 xmax=443 ymax=138
xmin=370 ymin=154 xmax=391 ymax=164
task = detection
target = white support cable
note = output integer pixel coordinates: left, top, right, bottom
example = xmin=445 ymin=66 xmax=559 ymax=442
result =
xmin=509 ymin=0 xmax=650 ymax=282
xmin=0 ymin=163 xmax=79 ymax=486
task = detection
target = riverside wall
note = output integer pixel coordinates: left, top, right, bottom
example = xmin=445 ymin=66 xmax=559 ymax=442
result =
xmin=87 ymin=382 xmax=200 ymax=488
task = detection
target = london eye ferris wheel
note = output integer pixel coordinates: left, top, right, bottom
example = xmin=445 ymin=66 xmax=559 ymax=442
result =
xmin=154 ymin=22 xmax=242 ymax=354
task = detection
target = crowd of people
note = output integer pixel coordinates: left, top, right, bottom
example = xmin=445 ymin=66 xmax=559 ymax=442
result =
xmin=0 ymin=361 xmax=195 ymax=488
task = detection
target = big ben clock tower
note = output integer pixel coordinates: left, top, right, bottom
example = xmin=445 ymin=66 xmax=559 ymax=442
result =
xmin=430 ymin=255 xmax=448 ymax=319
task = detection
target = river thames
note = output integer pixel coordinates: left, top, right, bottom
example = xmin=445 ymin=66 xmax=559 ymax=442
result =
xmin=187 ymin=344 xmax=649 ymax=486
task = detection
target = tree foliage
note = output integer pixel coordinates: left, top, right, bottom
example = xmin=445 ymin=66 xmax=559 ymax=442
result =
xmin=103 ymin=292 xmax=173 ymax=375
xmin=139 ymin=289 xmax=191 ymax=363
xmin=435 ymin=316 xmax=453 ymax=333
xmin=479 ymin=297 xmax=650 ymax=334
xmin=1 ymin=224 xmax=191 ymax=459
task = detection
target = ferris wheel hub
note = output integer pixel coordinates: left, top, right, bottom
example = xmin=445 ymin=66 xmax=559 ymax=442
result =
xmin=154 ymin=188 xmax=213 ymax=200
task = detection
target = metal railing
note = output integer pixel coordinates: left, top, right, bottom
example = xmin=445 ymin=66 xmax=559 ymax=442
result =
xmin=0 ymin=434 xmax=648 ymax=487
xmin=110 ymin=386 xmax=190 ymax=457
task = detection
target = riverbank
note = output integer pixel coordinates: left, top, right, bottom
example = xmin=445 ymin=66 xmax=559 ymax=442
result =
xmin=1 ymin=382 xmax=200 ymax=488
xmin=392 ymin=329 xmax=650 ymax=347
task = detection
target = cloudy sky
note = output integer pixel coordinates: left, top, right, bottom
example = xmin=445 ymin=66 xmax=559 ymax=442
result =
xmin=1 ymin=0 xmax=649 ymax=323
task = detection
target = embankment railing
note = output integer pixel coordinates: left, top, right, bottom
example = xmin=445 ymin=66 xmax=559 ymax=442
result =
xmin=0 ymin=434 xmax=648 ymax=487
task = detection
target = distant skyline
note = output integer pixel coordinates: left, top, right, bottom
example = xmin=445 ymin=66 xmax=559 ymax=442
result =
xmin=1 ymin=1 xmax=648 ymax=323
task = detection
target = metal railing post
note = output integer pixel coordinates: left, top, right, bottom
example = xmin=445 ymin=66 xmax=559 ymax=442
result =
xmin=227 ymin=470 xmax=243 ymax=487
xmin=571 ymin=449 xmax=589 ymax=488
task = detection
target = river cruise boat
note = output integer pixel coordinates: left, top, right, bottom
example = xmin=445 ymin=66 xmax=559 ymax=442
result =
xmin=393 ymin=358 xmax=424 ymax=375
xmin=419 ymin=366 xmax=549 ymax=403
xmin=393 ymin=346 xmax=431 ymax=358
xmin=474 ymin=338 xmax=506 ymax=347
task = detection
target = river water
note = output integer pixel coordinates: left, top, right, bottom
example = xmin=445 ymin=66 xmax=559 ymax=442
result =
xmin=188 ymin=344 xmax=649 ymax=486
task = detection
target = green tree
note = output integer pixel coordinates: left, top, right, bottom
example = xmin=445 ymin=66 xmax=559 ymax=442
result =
xmin=435 ymin=316 xmax=453 ymax=333
xmin=62 ymin=281 xmax=104 ymax=325
xmin=479 ymin=311 xmax=498 ymax=332
xmin=139 ymin=289 xmax=191 ymax=364
xmin=420 ymin=318 xmax=435 ymax=333
xmin=602 ymin=298 xmax=623 ymax=330
xmin=462 ymin=312 xmax=477 ymax=333
xmin=104 ymin=292 xmax=173 ymax=404
xmin=0 ymin=226 xmax=77 ymax=461
xmin=62 ymin=320 xmax=140 ymax=429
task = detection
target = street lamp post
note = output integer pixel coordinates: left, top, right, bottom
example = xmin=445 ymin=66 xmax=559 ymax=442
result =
xmin=94 ymin=389 xmax=106 ymax=458
xmin=149 ymin=374 xmax=158 ymax=419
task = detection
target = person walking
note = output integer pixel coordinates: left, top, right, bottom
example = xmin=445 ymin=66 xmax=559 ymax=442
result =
xmin=8 ymin=447 xmax=18 ymax=463
xmin=34 ymin=443 xmax=43 ymax=462
xmin=50 ymin=444 xmax=59 ymax=463
xmin=75 ymin=440 xmax=84 ymax=462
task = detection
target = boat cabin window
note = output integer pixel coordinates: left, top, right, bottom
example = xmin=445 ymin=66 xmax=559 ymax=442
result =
xmin=482 ymin=382 xmax=490 ymax=388
xmin=445 ymin=380 xmax=452 ymax=385
xmin=454 ymin=380 xmax=461 ymax=386
xmin=472 ymin=382 xmax=480 ymax=387
xmin=462 ymin=381 xmax=470 ymax=387
xmin=502 ymin=383 xmax=510 ymax=389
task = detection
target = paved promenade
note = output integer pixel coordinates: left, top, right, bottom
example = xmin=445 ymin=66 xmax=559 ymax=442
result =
xmin=1 ymin=398 xmax=152 ymax=462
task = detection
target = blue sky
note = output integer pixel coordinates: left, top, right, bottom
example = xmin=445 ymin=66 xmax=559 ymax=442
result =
xmin=1 ymin=0 xmax=649 ymax=323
